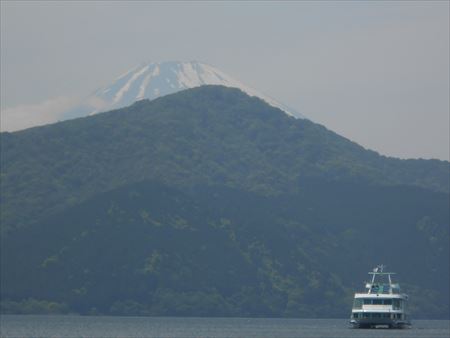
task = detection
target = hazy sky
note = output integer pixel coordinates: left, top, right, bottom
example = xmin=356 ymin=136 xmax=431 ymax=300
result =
xmin=1 ymin=1 xmax=449 ymax=160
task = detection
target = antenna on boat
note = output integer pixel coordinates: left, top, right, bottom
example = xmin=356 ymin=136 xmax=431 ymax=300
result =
xmin=371 ymin=269 xmax=377 ymax=285
xmin=370 ymin=265 xmax=384 ymax=284
xmin=379 ymin=265 xmax=393 ymax=284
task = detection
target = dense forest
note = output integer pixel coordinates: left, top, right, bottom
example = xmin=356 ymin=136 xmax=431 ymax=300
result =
xmin=1 ymin=86 xmax=449 ymax=318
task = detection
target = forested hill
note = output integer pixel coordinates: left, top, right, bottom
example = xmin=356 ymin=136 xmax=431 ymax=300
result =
xmin=1 ymin=86 xmax=449 ymax=318
xmin=1 ymin=86 xmax=448 ymax=233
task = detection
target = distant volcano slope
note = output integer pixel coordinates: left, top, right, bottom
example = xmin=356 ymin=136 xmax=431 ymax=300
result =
xmin=65 ymin=61 xmax=302 ymax=119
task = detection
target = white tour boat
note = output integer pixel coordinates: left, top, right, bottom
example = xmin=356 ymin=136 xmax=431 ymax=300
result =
xmin=350 ymin=265 xmax=411 ymax=329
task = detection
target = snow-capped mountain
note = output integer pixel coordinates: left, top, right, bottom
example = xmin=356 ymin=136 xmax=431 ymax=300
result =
xmin=65 ymin=61 xmax=303 ymax=119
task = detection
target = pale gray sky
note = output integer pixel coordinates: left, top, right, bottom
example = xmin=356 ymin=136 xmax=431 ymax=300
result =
xmin=1 ymin=1 xmax=449 ymax=160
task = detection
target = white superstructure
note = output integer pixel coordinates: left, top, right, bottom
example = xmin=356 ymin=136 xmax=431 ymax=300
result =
xmin=350 ymin=265 xmax=411 ymax=329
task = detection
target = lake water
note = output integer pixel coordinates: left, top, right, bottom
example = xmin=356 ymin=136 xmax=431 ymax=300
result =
xmin=0 ymin=315 xmax=449 ymax=338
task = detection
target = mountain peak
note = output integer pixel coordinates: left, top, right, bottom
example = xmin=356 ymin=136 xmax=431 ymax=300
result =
xmin=65 ymin=61 xmax=303 ymax=119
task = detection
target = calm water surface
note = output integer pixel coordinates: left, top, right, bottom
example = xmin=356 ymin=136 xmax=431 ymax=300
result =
xmin=1 ymin=315 xmax=449 ymax=338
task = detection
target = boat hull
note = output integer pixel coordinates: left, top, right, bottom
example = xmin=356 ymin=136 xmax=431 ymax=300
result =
xmin=350 ymin=318 xmax=411 ymax=329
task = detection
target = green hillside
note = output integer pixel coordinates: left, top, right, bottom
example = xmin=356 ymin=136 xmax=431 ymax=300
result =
xmin=1 ymin=86 xmax=449 ymax=318
xmin=1 ymin=86 xmax=448 ymax=234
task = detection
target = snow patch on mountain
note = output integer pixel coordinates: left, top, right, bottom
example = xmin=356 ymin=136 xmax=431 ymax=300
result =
xmin=64 ymin=61 xmax=304 ymax=119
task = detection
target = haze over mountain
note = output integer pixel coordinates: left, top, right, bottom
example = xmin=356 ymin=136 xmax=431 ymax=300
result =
xmin=1 ymin=86 xmax=449 ymax=318
xmin=64 ymin=61 xmax=303 ymax=120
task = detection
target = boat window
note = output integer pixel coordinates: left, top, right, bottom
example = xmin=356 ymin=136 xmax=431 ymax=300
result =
xmin=379 ymin=284 xmax=388 ymax=293
xmin=363 ymin=313 xmax=370 ymax=318
xmin=353 ymin=299 xmax=363 ymax=309
xmin=393 ymin=299 xmax=402 ymax=309
xmin=353 ymin=313 xmax=359 ymax=318
xmin=383 ymin=313 xmax=390 ymax=318
xmin=363 ymin=299 xmax=372 ymax=305
xmin=395 ymin=313 xmax=402 ymax=319
xmin=372 ymin=299 xmax=383 ymax=305
xmin=372 ymin=313 xmax=381 ymax=318
xmin=383 ymin=299 xmax=392 ymax=305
